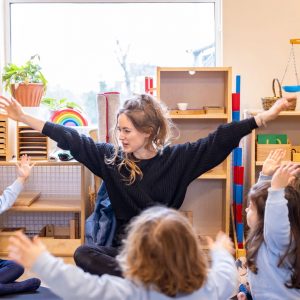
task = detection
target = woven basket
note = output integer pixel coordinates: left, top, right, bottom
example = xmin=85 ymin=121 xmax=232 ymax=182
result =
xmin=261 ymin=78 xmax=297 ymax=111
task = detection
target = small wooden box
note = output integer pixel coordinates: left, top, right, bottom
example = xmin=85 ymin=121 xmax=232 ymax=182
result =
xmin=256 ymin=144 xmax=291 ymax=162
xmin=169 ymin=109 xmax=205 ymax=115
xmin=204 ymin=106 xmax=225 ymax=114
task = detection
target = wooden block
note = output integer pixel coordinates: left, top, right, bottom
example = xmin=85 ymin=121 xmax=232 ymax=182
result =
xmin=69 ymin=219 xmax=76 ymax=239
xmin=46 ymin=224 xmax=55 ymax=237
xmin=12 ymin=192 xmax=41 ymax=207
xmin=293 ymin=153 xmax=300 ymax=162
xmin=256 ymin=144 xmax=291 ymax=161
xmin=169 ymin=109 xmax=205 ymax=115
xmin=204 ymin=106 xmax=225 ymax=114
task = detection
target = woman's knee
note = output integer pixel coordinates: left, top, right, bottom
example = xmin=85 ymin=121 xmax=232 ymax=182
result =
xmin=73 ymin=245 xmax=92 ymax=267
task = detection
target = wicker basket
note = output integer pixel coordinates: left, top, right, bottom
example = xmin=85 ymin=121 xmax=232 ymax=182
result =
xmin=261 ymin=78 xmax=297 ymax=111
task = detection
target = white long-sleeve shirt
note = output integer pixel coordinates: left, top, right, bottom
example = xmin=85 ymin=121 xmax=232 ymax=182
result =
xmin=248 ymin=187 xmax=300 ymax=300
xmin=0 ymin=179 xmax=24 ymax=214
xmin=32 ymin=247 xmax=238 ymax=300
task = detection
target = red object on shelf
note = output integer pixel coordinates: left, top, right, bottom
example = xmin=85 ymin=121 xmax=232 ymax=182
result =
xmin=145 ymin=77 xmax=153 ymax=95
xmin=234 ymin=166 xmax=244 ymax=184
xmin=232 ymin=93 xmax=240 ymax=111
xmin=235 ymin=204 xmax=243 ymax=223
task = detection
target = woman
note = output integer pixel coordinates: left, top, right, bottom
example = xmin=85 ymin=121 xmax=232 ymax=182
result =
xmin=0 ymin=93 xmax=290 ymax=277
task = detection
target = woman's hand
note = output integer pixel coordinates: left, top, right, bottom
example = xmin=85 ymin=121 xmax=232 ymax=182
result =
xmin=255 ymin=97 xmax=292 ymax=126
xmin=16 ymin=154 xmax=35 ymax=182
xmin=271 ymin=163 xmax=300 ymax=190
xmin=262 ymin=149 xmax=286 ymax=176
xmin=0 ymin=96 xmax=26 ymax=122
xmin=8 ymin=231 xmax=47 ymax=269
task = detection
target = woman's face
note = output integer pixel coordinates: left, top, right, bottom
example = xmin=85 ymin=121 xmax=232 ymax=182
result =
xmin=245 ymin=200 xmax=258 ymax=229
xmin=117 ymin=113 xmax=151 ymax=157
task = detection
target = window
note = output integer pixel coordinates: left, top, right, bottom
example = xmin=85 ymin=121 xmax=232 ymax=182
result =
xmin=7 ymin=0 xmax=220 ymax=124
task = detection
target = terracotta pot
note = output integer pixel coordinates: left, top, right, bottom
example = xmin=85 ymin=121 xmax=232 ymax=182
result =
xmin=11 ymin=83 xmax=45 ymax=107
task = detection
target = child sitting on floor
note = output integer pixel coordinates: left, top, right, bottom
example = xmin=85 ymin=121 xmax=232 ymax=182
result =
xmin=8 ymin=206 xmax=238 ymax=300
xmin=0 ymin=155 xmax=41 ymax=296
xmin=243 ymin=162 xmax=300 ymax=300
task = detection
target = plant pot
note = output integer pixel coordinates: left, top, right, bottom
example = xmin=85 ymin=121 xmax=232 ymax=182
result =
xmin=11 ymin=83 xmax=45 ymax=107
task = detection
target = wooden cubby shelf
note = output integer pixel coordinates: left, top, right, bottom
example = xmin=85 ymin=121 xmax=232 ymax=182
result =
xmin=244 ymin=110 xmax=300 ymax=191
xmin=157 ymin=66 xmax=232 ymax=236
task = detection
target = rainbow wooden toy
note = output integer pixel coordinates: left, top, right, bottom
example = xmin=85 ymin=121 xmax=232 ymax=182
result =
xmin=50 ymin=108 xmax=88 ymax=126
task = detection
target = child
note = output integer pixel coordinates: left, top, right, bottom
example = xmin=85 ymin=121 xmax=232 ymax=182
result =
xmin=8 ymin=206 xmax=238 ymax=300
xmin=0 ymin=155 xmax=41 ymax=296
xmin=244 ymin=162 xmax=300 ymax=299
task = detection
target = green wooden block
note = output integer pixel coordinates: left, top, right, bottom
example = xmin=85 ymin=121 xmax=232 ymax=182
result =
xmin=257 ymin=134 xmax=277 ymax=144
xmin=257 ymin=134 xmax=288 ymax=144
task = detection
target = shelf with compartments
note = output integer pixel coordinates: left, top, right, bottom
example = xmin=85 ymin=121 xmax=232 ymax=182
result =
xmin=17 ymin=123 xmax=49 ymax=160
xmin=156 ymin=66 xmax=232 ymax=237
xmin=244 ymin=110 xmax=300 ymax=190
xmin=0 ymin=118 xmax=9 ymax=161
xmin=0 ymin=161 xmax=91 ymax=264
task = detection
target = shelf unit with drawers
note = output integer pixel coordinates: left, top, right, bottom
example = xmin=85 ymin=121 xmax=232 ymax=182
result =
xmin=244 ymin=110 xmax=300 ymax=190
xmin=156 ymin=67 xmax=232 ymax=238
xmin=0 ymin=160 xmax=91 ymax=264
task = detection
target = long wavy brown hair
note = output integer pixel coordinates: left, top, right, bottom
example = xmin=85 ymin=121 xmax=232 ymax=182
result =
xmin=106 ymin=94 xmax=174 ymax=185
xmin=117 ymin=207 xmax=208 ymax=296
xmin=246 ymin=181 xmax=300 ymax=289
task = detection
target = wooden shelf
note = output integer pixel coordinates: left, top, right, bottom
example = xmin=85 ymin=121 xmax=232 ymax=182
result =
xmin=9 ymin=198 xmax=81 ymax=212
xmin=0 ymin=160 xmax=80 ymax=166
xmin=0 ymin=238 xmax=81 ymax=257
xmin=169 ymin=113 xmax=228 ymax=119
xmin=246 ymin=110 xmax=300 ymax=117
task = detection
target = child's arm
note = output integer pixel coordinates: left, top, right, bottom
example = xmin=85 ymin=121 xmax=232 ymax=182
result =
xmin=208 ymin=232 xmax=239 ymax=299
xmin=8 ymin=232 xmax=134 ymax=300
xmin=0 ymin=155 xmax=34 ymax=213
xmin=258 ymin=149 xmax=286 ymax=182
xmin=264 ymin=163 xmax=299 ymax=254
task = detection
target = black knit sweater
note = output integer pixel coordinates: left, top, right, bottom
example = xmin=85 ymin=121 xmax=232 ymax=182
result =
xmin=43 ymin=117 xmax=257 ymax=230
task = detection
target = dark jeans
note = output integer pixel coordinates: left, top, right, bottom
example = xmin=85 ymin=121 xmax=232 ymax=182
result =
xmin=74 ymin=245 xmax=122 ymax=277
xmin=0 ymin=259 xmax=41 ymax=296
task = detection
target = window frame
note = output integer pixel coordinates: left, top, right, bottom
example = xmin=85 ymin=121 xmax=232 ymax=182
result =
xmin=3 ymin=0 xmax=222 ymax=66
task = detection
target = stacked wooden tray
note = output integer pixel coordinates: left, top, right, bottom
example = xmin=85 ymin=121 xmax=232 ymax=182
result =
xmin=17 ymin=125 xmax=48 ymax=160
xmin=0 ymin=119 xmax=7 ymax=161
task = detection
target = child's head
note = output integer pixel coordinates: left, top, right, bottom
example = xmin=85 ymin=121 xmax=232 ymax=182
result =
xmin=117 ymin=206 xmax=208 ymax=297
xmin=246 ymin=181 xmax=300 ymax=289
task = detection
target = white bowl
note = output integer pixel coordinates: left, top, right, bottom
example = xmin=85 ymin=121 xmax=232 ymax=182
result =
xmin=177 ymin=102 xmax=188 ymax=110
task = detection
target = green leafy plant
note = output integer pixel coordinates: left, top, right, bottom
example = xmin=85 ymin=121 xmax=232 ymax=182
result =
xmin=41 ymin=97 xmax=84 ymax=112
xmin=2 ymin=54 xmax=47 ymax=92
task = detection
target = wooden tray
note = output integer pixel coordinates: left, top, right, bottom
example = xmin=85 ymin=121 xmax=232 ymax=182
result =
xmin=13 ymin=192 xmax=41 ymax=207
xmin=203 ymin=106 xmax=225 ymax=114
xmin=170 ymin=109 xmax=205 ymax=115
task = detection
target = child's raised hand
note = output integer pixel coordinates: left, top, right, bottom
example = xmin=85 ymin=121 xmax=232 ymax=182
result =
xmin=208 ymin=231 xmax=235 ymax=255
xmin=262 ymin=149 xmax=286 ymax=176
xmin=16 ymin=154 xmax=35 ymax=181
xmin=8 ymin=231 xmax=46 ymax=269
xmin=271 ymin=163 xmax=300 ymax=190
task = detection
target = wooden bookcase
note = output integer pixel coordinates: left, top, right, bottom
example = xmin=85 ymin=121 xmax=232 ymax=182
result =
xmin=244 ymin=110 xmax=300 ymax=190
xmin=156 ymin=67 xmax=232 ymax=238
xmin=17 ymin=123 xmax=49 ymax=160
xmin=0 ymin=161 xmax=91 ymax=265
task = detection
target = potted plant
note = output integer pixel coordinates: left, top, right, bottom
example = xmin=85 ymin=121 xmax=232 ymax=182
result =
xmin=2 ymin=54 xmax=47 ymax=107
xmin=41 ymin=97 xmax=83 ymax=112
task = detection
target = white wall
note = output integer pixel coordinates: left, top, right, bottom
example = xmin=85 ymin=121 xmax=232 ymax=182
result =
xmin=223 ymin=0 xmax=300 ymax=111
